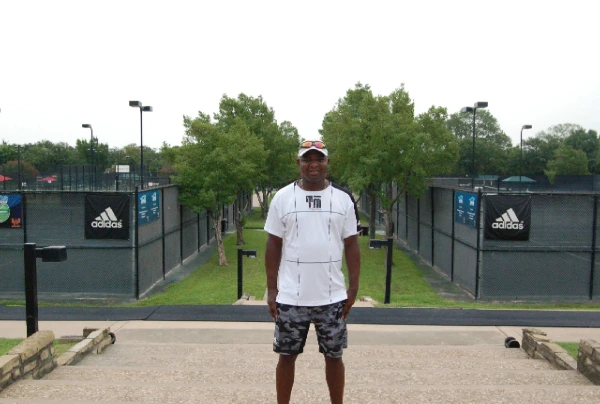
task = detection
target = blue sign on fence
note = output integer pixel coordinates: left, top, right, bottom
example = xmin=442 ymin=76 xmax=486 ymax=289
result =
xmin=455 ymin=191 xmax=478 ymax=228
xmin=138 ymin=190 xmax=160 ymax=226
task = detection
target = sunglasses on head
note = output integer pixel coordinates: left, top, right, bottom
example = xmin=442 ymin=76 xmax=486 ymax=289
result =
xmin=301 ymin=140 xmax=327 ymax=149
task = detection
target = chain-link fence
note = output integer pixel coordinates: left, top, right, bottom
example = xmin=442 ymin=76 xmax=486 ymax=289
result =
xmin=362 ymin=185 xmax=600 ymax=302
xmin=0 ymin=186 xmax=250 ymax=301
xmin=0 ymin=164 xmax=173 ymax=192
xmin=394 ymin=187 xmax=600 ymax=301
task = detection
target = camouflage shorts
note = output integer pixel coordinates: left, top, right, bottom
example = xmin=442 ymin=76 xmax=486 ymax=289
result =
xmin=273 ymin=301 xmax=348 ymax=358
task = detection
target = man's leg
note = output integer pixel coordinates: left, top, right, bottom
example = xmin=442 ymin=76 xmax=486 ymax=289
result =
xmin=277 ymin=354 xmax=298 ymax=404
xmin=324 ymin=355 xmax=345 ymax=404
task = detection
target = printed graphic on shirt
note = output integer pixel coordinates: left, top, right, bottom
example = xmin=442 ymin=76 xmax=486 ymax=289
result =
xmin=306 ymin=195 xmax=322 ymax=210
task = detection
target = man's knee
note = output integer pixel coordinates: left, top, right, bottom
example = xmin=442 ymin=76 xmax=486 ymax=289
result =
xmin=278 ymin=354 xmax=298 ymax=365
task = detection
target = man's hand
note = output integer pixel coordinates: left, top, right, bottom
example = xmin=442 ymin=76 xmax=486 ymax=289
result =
xmin=342 ymin=288 xmax=358 ymax=320
xmin=267 ymin=289 xmax=278 ymax=320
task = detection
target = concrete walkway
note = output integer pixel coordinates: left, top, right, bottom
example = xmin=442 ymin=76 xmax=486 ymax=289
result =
xmin=2 ymin=320 xmax=600 ymax=403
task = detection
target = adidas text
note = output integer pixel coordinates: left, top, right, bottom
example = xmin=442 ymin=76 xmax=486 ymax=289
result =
xmin=92 ymin=220 xmax=123 ymax=229
xmin=91 ymin=207 xmax=123 ymax=229
xmin=492 ymin=221 xmax=524 ymax=230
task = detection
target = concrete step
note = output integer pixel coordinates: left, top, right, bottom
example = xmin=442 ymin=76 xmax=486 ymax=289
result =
xmin=2 ymin=381 xmax=600 ymax=404
xmin=47 ymin=366 xmax=591 ymax=386
xmin=72 ymin=343 xmax=555 ymax=372
xmin=95 ymin=342 xmax=533 ymax=360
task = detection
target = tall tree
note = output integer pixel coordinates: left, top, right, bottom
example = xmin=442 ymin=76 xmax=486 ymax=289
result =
xmin=446 ymin=109 xmax=512 ymax=176
xmin=214 ymin=94 xmax=299 ymax=218
xmin=544 ymin=145 xmax=589 ymax=183
xmin=565 ymin=129 xmax=599 ymax=173
xmin=322 ymin=83 xmax=458 ymax=237
xmin=175 ymin=113 xmax=265 ymax=266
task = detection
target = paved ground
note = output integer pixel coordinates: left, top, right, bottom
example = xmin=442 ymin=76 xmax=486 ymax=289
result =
xmin=1 ymin=319 xmax=600 ymax=345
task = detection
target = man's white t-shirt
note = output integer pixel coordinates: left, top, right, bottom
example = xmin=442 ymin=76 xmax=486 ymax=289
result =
xmin=264 ymin=181 xmax=359 ymax=306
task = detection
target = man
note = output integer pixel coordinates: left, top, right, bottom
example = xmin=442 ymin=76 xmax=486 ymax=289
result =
xmin=264 ymin=139 xmax=361 ymax=404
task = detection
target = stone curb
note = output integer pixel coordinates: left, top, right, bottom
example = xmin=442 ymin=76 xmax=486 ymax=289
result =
xmin=522 ymin=328 xmax=577 ymax=371
xmin=56 ymin=327 xmax=114 ymax=366
xmin=0 ymin=330 xmax=56 ymax=392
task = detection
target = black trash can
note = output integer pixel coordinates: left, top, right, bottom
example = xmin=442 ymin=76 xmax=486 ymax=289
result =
xmin=221 ymin=219 xmax=228 ymax=233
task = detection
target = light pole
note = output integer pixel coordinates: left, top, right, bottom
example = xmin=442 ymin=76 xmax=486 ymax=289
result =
xmin=520 ymin=124 xmax=533 ymax=189
xmin=82 ymin=124 xmax=94 ymax=190
xmin=461 ymin=102 xmax=488 ymax=188
xmin=129 ymin=101 xmax=153 ymax=190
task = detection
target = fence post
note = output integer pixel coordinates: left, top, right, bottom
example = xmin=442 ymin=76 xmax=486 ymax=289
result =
xmin=417 ymin=195 xmax=421 ymax=253
xmin=474 ymin=189 xmax=482 ymax=299
xmin=590 ymin=195 xmax=598 ymax=300
xmin=451 ymin=189 xmax=455 ymax=282
xmin=22 ymin=193 xmax=27 ymax=244
xmin=134 ymin=187 xmax=140 ymax=299
xmin=431 ymin=187 xmax=435 ymax=267
xmin=405 ymin=192 xmax=408 ymax=241
xmin=180 ymin=204 xmax=183 ymax=265
xmin=161 ymin=188 xmax=166 ymax=280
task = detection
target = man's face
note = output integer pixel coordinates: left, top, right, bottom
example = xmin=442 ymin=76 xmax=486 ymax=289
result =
xmin=297 ymin=150 xmax=329 ymax=184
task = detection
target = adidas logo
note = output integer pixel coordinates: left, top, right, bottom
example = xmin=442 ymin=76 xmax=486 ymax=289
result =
xmin=492 ymin=208 xmax=524 ymax=230
xmin=91 ymin=207 xmax=123 ymax=229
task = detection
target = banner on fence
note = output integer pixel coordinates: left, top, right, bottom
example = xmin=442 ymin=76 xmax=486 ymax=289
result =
xmin=138 ymin=190 xmax=160 ymax=226
xmin=455 ymin=191 xmax=478 ymax=228
xmin=484 ymin=195 xmax=531 ymax=240
xmin=85 ymin=194 xmax=130 ymax=239
xmin=0 ymin=194 xmax=22 ymax=229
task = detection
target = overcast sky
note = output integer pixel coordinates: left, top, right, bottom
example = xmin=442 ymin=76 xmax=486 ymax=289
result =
xmin=1 ymin=0 xmax=598 ymax=150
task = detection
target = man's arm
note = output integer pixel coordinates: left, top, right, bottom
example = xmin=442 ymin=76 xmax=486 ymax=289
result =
xmin=342 ymin=234 xmax=360 ymax=320
xmin=265 ymin=233 xmax=283 ymax=320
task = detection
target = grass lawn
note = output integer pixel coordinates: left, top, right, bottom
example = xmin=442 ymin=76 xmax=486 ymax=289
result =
xmin=131 ymin=208 xmax=600 ymax=310
xmin=556 ymin=342 xmax=579 ymax=360
xmin=0 ymin=338 xmax=76 ymax=357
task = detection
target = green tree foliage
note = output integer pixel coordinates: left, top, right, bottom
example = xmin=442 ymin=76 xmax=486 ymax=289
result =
xmin=175 ymin=112 xmax=266 ymax=266
xmin=544 ymin=145 xmax=589 ymax=183
xmin=321 ymin=83 xmax=458 ymax=237
xmin=214 ymin=94 xmax=299 ymax=218
xmin=565 ymin=129 xmax=598 ymax=173
xmin=523 ymin=123 xmax=588 ymax=176
xmin=446 ymin=109 xmax=512 ymax=176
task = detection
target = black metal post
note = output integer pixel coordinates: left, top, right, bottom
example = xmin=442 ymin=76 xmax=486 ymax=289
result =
xmin=24 ymin=243 xmax=39 ymax=337
xmin=161 ymin=189 xmax=166 ymax=279
xmin=519 ymin=127 xmax=523 ymax=188
xmin=180 ymin=203 xmax=183 ymax=265
xmin=431 ymin=187 xmax=435 ymax=267
xmin=384 ymin=238 xmax=393 ymax=304
xmin=89 ymin=129 xmax=94 ymax=191
xmin=134 ymin=187 xmax=140 ymax=299
xmin=471 ymin=109 xmax=476 ymax=189
xmin=590 ymin=195 xmax=598 ymax=299
xmin=17 ymin=146 xmax=22 ymax=191
xmin=140 ymin=109 xmax=144 ymax=190
xmin=451 ymin=189 xmax=455 ymax=282
xmin=237 ymin=248 xmax=243 ymax=299
xmin=475 ymin=189 xmax=482 ymax=299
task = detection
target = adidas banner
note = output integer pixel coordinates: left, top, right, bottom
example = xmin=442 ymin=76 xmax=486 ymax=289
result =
xmin=85 ymin=194 xmax=130 ymax=240
xmin=484 ymin=195 xmax=531 ymax=241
